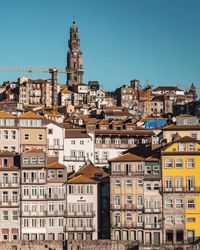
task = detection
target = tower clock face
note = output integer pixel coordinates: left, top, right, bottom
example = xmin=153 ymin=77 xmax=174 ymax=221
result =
xmin=73 ymin=51 xmax=77 ymax=56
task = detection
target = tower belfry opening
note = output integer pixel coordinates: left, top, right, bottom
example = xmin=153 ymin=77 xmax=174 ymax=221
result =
xmin=66 ymin=21 xmax=84 ymax=86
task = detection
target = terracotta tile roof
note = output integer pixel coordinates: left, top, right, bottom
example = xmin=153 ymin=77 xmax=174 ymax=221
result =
xmin=0 ymin=151 xmax=14 ymax=157
xmin=0 ymin=111 xmax=15 ymax=118
xmin=104 ymin=111 xmax=134 ymax=117
xmin=47 ymin=162 xmax=65 ymax=169
xmin=0 ymin=166 xmax=19 ymax=171
xmin=65 ymin=131 xmax=91 ymax=139
xmin=95 ymin=129 xmax=154 ymax=136
xmin=110 ymin=153 xmax=145 ymax=162
xmin=153 ymin=86 xmax=183 ymax=91
xmin=19 ymin=111 xmax=42 ymax=119
xmin=68 ymin=174 xmax=96 ymax=184
xmin=76 ymin=163 xmax=109 ymax=179
xmin=163 ymin=124 xmax=200 ymax=131
xmin=47 ymin=157 xmax=59 ymax=165
xmin=104 ymin=106 xmax=125 ymax=111
xmin=22 ymin=148 xmax=45 ymax=154
xmin=145 ymin=156 xmax=160 ymax=162
xmin=98 ymin=119 xmax=110 ymax=125
xmin=173 ymin=136 xmax=200 ymax=143
xmin=85 ymin=118 xmax=99 ymax=125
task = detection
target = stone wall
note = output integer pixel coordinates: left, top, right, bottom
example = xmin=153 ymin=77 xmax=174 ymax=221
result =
xmin=0 ymin=240 xmax=64 ymax=250
xmin=67 ymin=240 xmax=138 ymax=250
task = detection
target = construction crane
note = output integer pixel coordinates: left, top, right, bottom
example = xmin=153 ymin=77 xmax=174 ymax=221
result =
xmin=0 ymin=65 xmax=73 ymax=107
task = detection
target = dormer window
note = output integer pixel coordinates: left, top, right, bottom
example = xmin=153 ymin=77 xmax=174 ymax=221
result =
xmin=105 ymin=138 xmax=111 ymax=144
xmin=30 ymin=157 xmax=37 ymax=164
xmin=38 ymin=157 xmax=45 ymax=164
xmin=115 ymin=138 xmax=121 ymax=145
xmin=191 ymin=133 xmax=197 ymax=139
xmin=183 ymin=119 xmax=190 ymax=125
xmin=188 ymin=144 xmax=195 ymax=151
xmin=179 ymin=143 xmax=186 ymax=151
xmin=57 ymin=170 xmax=64 ymax=178
xmin=96 ymin=137 xmax=102 ymax=144
xmin=23 ymin=157 xmax=29 ymax=164
xmin=128 ymin=138 xmax=135 ymax=144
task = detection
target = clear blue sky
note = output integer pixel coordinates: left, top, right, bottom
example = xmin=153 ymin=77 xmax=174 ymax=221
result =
xmin=0 ymin=0 xmax=200 ymax=91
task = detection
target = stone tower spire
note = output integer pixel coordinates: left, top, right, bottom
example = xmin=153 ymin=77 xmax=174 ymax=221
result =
xmin=66 ymin=21 xmax=84 ymax=85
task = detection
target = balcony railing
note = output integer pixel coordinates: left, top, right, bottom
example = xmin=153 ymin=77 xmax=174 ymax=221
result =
xmin=63 ymin=156 xmax=86 ymax=162
xmin=161 ymin=187 xmax=200 ymax=193
xmin=143 ymin=223 xmax=161 ymax=229
xmin=46 ymin=194 xmax=65 ymax=200
xmin=110 ymin=204 xmax=144 ymax=211
xmin=67 ymin=211 xmax=95 ymax=217
xmin=0 ymin=182 xmax=19 ymax=187
xmin=95 ymin=159 xmax=108 ymax=164
xmin=143 ymin=207 xmax=161 ymax=213
xmin=95 ymin=143 xmax=135 ymax=149
xmin=111 ymin=171 xmax=144 ymax=176
xmin=112 ymin=222 xmax=161 ymax=229
xmin=66 ymin=226 xmax=95 ymax=232
xmin=48 ymin=145 xmax=63 ymax=150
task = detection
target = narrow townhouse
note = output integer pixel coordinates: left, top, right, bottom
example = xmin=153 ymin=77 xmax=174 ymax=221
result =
xmin=161 ymin=136 xmax=200 ymax=246
xmin=66 ymin=162 xmax=109 ymax=240
xmin=0 ymin=151 xmax=20 ymax=241
xmin=45 ymin=119 xmax=64 ymax=164
xmin=20 ymin=149 xmax=47 ymax=240
xmin=19 ymin=111 xmax=47 ymax=152
xmin=143 ymin=157 xmax=162 ymax=246
xmin=109 ymin=153 xmax=146 ymax=243
xmin=63 ymin=130 xmax=94 ymax=172
xmin=0 ymin=111 xmax=19 ymax=153
xmin=46 ymin=161 xmax=67 ymax=240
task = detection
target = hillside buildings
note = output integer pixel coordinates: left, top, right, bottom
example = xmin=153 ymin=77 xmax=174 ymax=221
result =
xmin=0 ymin=21 xmax=199 ymax=250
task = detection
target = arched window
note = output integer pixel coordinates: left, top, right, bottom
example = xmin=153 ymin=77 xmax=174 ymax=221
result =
xmin=114 ymin=179 xmax=121 ymax=187
xmin=114 ymin=195 xmax=121 ymax=208
xmin=105 ymin=137 xmax=111 ymax=144
xmin=114 ymin=213 xmax=120 ymax=226
xmin=123 ymin=230 xmax=128 ymax=240
xmin=130 ymin=230 xmax=136 ymax=240
xmin=115 ymin=138 xmax=121 ymax=145
xmin=137 ymin=230 xmax=143 ymax=243
xmin=114 ymin=230 xmax=121 ymax=240
xmin=96 ymin=137 xmax=102 ymax=144
xmin=128 ymin=138 xmax=135 ymax=144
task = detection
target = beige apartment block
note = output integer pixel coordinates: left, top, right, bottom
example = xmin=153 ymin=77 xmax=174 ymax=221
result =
xmin=0 ymin=151 xmax=20 ymax=241
xmin=110 ymin=153 xmax=145 ymax=242
xmin=19 ymin=112 xmax=47 ymax=152
xmin=109 ymin=153 xmax=162 ymax=246
xmin=19 ymin=78 xmax=52 ymax=108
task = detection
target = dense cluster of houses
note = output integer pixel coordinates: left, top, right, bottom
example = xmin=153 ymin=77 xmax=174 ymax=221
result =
xmin=0 ymin=110 xmax=199 ymax=249
xmin=0 ymin=21 xmax=200 ymax=250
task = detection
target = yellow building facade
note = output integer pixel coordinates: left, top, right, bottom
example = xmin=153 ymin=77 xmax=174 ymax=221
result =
xmin=161 ymin=136 xmax=200 ymax=244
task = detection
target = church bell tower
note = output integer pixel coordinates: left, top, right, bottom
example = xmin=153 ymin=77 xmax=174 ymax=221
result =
xmin=66 ymin=21 xmax=84 ymax=85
